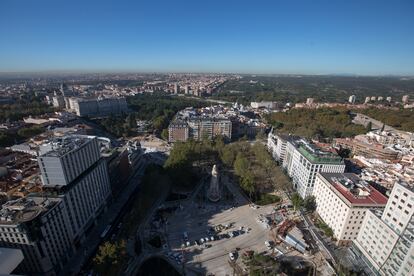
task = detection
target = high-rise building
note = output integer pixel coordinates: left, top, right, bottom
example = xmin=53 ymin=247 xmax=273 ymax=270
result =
xmin=174 ymin=84 xmax=180 ymax=94
xmin=402 ymin=95 xmax=410 ymax=104
xmin=352 ymin=182 xmax=414 ymax=276
xmin=365 ymin=97 xmax=371 ymax=104
xmin=184 ymin=85 xmax=190 ymax=94
xmin=386 ymin=96 xmax=392 ymax=102
xmin=0 ymin=135 xmax=111 ymax=275
xmin=348 ymin=95 xmax=356 ymax=104
xmin=313 ymin=173 xmax=387 ymax=246
xmin=0 ymin=197 xmax=73 ymax=275
xmin=378 ymin=96 xmax=384 ymax=101
xmin=371 ymin=96 xmax=377 ymax=101
xmin=283 ymin=139 xmax=345 ymax=198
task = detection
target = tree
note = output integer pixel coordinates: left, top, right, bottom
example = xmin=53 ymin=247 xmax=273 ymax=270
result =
xmin=366 ymin=121 xmax=372 ymax=132
xmin=93 ymin=240 xmax=127 ymax=267
xmin=303 ymin=196 xmax=317 ymax=212
xmin=291 ymin=193 xmax=303 ymax=210
xmin=161 ymin=128 xmax=169 ymax=141
xmin=240 ymin=172 xmax=255 ymax=199
xmin=17 ymin=126 xmax=44 ymax=139
xmin=234 ymin=152 xmax=249 ymax=177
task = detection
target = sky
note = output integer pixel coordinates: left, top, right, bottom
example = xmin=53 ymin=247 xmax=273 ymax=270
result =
xmin=0 ymin=0 xmax=413 ymax=75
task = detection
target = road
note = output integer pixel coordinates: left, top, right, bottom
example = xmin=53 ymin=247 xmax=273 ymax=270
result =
xmin=351 ymin=112 xmax=395 ymax=131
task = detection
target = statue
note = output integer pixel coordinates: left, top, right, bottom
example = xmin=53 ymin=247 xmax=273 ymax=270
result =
xmin=207 ymin=165 xmax=221 ymax=202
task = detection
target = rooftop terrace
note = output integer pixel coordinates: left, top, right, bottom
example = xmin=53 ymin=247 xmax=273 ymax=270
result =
xmin=321 ymin=172 xmax=388 ymax=206
xmin=297 ymin=139 xmax=343 ymax=164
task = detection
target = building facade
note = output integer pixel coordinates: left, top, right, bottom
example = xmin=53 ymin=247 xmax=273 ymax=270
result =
xmin=352 ymin=182 xmax=414 ymax=276
xmin=0 ymin=135 xmax=111 ymax=275
xmin=70 ymin=97 xmax=127 ymax=117
xmin=313 ymin=173 xmax=387 ymax=245
xmin=0 ymin=197 xmax=73 ymax=275
xmin=168 ymin=121 xmax=189 ymax=142
xmin=267 ymin=130 xmax=294 ymax=164
xmin=169 ymin=118 xmax=231 ymax=142
xmin=284 ymin=139 xmax=345 ymax=198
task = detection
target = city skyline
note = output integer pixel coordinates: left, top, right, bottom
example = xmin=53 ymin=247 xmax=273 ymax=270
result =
xmin=1 ymin=0 xmax=414 ymax=75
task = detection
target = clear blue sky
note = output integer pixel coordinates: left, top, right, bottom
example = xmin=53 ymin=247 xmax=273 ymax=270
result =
xmin=1 ymin=0 xmax=413 ymax=75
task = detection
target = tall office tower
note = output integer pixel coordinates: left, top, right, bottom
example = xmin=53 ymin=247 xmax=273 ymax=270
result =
xmin=306 ymin=98 xmax=315 ymax=105
xmin=174 ymin=83 xmax=180 ymax=94
xmin=0 ymin=135 xmax=111 ymax=275
xmin=402 ymin=95 xmax=410 ymax=104
xmin=184 ymin=85 xmax=190 ymax=94
xmin=348 ymin=95 xmax=356 ymax=104
xmin=38 ymin=135 xmax=111 ymax=239
xmin=313 ymin=173 xmax=387 ymax=246
xmin=365 ymin=97 xmax=371 ymax=104
xmin=283 ymin=139 xmax=345 ymax=198
xmin=386 ymin=96 xmax=392 ymax=102
xmin=352 ymin=182 xmax=414 ymax=276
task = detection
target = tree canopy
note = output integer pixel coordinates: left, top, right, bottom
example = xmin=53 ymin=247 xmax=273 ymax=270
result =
xmin=266 ymin=108 xmax=367 ymax=139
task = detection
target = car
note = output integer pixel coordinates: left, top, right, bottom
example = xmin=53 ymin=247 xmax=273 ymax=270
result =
xmin=229 ymin=252 xmax=236 ymax=261
xmin=265 ymin=240 xmax=273 ymax=249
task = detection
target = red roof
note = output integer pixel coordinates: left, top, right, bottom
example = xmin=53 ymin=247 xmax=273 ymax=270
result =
xmin=332 ymin=182 xmax=388 ymax=206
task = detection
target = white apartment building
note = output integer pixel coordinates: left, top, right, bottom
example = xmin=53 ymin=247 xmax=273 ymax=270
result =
xmin=284 ymin=139 xmax=345 ymax=198
xmin=352 ymin=182 xmax=414 ymax=276
xmin=267 ymin=130 xmax=287 ymax=163
xmin=313 ymin=173 xmax=387 ymax=245
xmin=349 ymin=95 xmax=356 ymax=104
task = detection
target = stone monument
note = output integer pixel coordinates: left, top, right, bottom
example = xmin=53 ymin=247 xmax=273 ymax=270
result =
xmin=207 ymin=164 xmax=221 ymax=202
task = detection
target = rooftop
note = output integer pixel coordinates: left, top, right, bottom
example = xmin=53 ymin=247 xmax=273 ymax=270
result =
xmin=320 ymin=172 xmax=388 ymax=206
xmin=40 ymin=135 xmax=94 ymax=158
xmin=296 ymin=139 xmax=343 ymax=164
xmin=0 ymin=197 xmax=60 ymax=225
